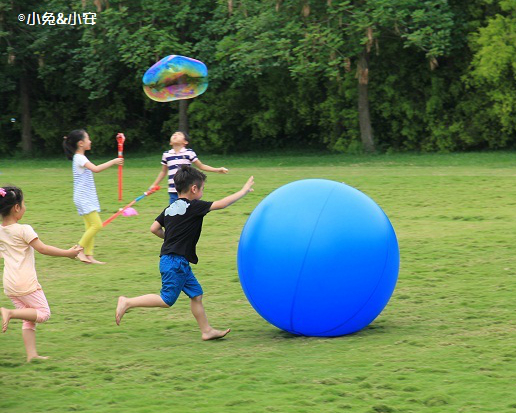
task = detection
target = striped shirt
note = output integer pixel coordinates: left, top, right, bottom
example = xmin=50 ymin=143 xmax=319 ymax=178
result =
xmin=72 ymin=154 xmax=101 ymax=216
xmin=161 ymin=148 xmax=198 ymax=193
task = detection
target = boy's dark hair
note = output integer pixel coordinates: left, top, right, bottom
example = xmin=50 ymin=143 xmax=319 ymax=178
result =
xmin=63 ymin=129 xmax=87 ymax=160
xmin=174 ymin=166 xmax=206 ymax=194
xmin=177 ymin=130 xmax=190 ymax=144
xmin=0 ymin=186 xmax=24 ymax=217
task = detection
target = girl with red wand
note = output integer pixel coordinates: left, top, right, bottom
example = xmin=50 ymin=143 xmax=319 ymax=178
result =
xmin=63 ymin=129 xmax=123 ymax=264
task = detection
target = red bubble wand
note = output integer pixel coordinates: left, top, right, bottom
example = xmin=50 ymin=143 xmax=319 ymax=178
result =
xmin=116 ymin=133 xmax=126 ymax=201
xmin=103 ymin=186 xmax=161 ymax=227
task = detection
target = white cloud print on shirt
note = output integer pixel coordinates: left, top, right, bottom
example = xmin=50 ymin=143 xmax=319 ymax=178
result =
xmin=165 ymin=200 xmax=190 ymax=217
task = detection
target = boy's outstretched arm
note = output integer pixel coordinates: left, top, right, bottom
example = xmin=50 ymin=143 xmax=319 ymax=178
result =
xmin=193 ymin=159 xmax=228 ymax=174
xmin=150 ymin=221 xmax=165 ymax=239
xmin=210 ymin=176 xmax=254 ymax=211
xmin=29 ymin=239 xmax=82 ymax=258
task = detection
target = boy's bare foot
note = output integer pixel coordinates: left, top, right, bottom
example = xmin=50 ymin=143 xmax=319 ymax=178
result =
xmin=86 ymin=256 xmax=106 ymax=265
xmin=116 ymin=296 xmax=128 ymax=326
xmin=27 ymin=355 xmax=49 ymax=363
xmin=202 ymin=328 xmax=231 ymax=341
xmin=76 ymin=251 xmax=92 ymax=264
xmin=1 ymin=307 xmax=11 ymax=333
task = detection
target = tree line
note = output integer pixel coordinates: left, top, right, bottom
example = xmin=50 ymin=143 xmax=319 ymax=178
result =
xmin=1 ymin=0 xmax=515 ymax=155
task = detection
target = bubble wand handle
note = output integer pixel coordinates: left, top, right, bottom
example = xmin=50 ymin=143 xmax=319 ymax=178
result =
xmin=103 ymin=186 xmax=160 ymax=227
xmin=116 ymin=133 xmax=126 ymax=201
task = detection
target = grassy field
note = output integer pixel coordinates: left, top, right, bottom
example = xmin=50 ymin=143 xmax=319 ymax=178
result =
xmin=0 ymin=152 xmax=515 ymax=412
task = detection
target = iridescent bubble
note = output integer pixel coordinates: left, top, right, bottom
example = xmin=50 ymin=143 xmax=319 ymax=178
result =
xmin=142 ymin=55 xmax=208 ymax=102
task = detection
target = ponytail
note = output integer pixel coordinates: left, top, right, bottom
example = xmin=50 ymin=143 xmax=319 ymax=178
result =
xmin=63 ymin=129 xmax=87 ymax=160
xmin=0 ymin=186 xmax=24 ymax=217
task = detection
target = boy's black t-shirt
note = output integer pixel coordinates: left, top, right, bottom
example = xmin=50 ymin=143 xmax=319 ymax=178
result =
xmin=155 ymin=198 xmax=213 ymax=264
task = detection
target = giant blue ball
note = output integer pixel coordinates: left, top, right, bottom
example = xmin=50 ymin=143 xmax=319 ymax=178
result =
xmin=237 ymin=179 xmax=399 ymax=337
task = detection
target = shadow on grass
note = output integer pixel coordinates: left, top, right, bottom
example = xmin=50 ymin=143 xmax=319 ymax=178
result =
xmin=258 ymin=321 xmax=395 ymax=341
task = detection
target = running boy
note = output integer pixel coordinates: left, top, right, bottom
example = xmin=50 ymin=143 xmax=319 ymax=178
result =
xmin=117 ymin=166 xmax=254 ymax=340
xmin=149 ymin=131 xmax=228 ymax=204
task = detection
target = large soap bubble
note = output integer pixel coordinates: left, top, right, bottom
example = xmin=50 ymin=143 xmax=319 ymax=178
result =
xmin=142 ymin=55 xmax=208 ymax=102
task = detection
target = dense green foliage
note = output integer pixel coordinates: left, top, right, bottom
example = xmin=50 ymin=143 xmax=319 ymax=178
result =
xmin=1 ymin=0 xmax=515 ymax=155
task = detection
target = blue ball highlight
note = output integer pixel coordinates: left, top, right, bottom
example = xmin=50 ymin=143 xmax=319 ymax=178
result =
xmin=237 ymin=179 xmax=399 ymax=337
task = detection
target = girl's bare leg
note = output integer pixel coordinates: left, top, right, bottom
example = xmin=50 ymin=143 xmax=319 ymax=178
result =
xmin=1 ymin=307 xmax=37 ymax=333
xmin=22 ymin=329 xmax=48 ymax=362
xmin=76 ymin=250 xmax=92 ymax=263
xmin=86 ymin=256 xmax=105 ymax=265
xmin=1 ymin=308 xmax=47 ymax=362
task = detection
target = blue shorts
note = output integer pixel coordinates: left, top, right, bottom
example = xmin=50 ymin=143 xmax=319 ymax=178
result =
xmin=169 ymin=192 xmax=179 ymax=205
xmin=160 ymin=254 xmax=203 ymax=306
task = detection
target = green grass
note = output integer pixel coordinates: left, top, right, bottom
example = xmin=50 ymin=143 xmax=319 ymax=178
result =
xmin=1 ymin=152 xmax=515 ymax=412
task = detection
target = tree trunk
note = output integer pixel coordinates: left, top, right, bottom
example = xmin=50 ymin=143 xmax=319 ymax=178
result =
xmin=20 ymin=73 xmax=32 ymax=154
xmin=178 ymin=99 xmax=189 ymax=133
xmin=176 ymin=24 xmax=190 ymax=135
xmin=357 ymin=49 xmax=375 ymax=153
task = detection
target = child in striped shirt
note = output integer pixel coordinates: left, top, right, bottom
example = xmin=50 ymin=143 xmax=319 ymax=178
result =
xmin=63 ymin=129 xmax=123 ymax=264
xmin=149 ymin=131 xmax=228 ymax=204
